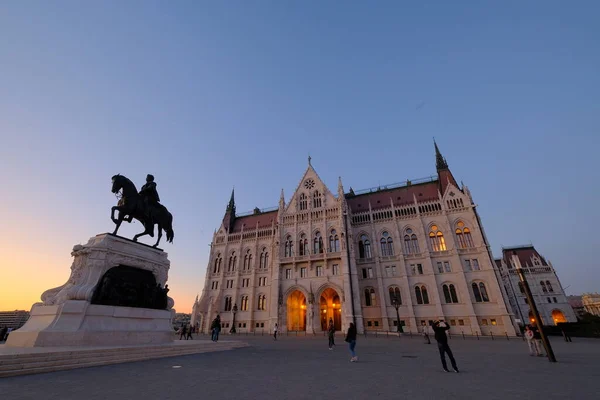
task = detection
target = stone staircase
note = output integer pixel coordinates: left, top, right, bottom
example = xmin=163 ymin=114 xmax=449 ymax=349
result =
xmin=0 ymin=340 xmax=247 ymax=378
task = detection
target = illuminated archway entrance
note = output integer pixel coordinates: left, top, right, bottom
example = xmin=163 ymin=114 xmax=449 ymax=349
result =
xmin=552 ymin=309 xmax=567 ymax=324
xmin=287 ymin=290 xmax=307 ymax=331
xmin=319 ymin=288 xmax=342 ymax=331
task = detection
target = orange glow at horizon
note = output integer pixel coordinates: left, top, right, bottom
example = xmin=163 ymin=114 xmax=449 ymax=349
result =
xmin=0 ymin=240 xmax=196 ymax=315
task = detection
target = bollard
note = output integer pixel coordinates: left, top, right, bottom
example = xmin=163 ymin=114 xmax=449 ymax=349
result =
xmin=448 ymin=332 xmax=451 ymax=340
xmin=462 ymin=331 xmax=465 ymax=340
xmin=476 ymin=331 xmax=479 ymax=340
xmin=375 ymin=331 xmax=378 ymax=338
xmin=491 ymin=331 xmax=494 ymax=341
xmin=409 ymin=330 xmax=413 ymax=338
xmin=505 ymin=332 xmax=509 ymax=341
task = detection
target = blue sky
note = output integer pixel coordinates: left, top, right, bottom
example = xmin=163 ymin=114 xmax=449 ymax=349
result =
xmin=1 ymin=1 xmax=599 ymax=312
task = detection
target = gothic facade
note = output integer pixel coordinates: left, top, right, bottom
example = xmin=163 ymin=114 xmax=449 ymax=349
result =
xmin=192 ymin=144 xmax=517 ymax=336
xmin=496 ymin=246 xmax=577 ymax=325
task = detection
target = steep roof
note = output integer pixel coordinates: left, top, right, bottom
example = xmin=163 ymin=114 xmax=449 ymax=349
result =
xmin=345 ymin=179 xmax=440 ymax=213
xmin=501 ymin=245 xmax=549 ymax=268
xmin=231 ymin=210 xmax=278 ymax=232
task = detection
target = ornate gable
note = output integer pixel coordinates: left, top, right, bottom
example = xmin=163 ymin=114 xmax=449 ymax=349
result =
xmin=283 ymin=159 xmax=337 ymax=215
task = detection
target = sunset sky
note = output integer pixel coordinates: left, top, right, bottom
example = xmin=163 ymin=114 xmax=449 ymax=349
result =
xmin=1 ymin=2 xmax=599 ymax=314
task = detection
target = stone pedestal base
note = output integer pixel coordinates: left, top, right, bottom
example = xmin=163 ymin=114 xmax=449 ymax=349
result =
xmin=6 ymin=233 xmax=175 ymax=348
xmin=6 ymin=301 xmax=173 ymax=347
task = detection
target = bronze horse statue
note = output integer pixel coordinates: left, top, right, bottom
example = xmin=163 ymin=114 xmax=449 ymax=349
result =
xmin=110 ymin=174 xmax=174 ymax=247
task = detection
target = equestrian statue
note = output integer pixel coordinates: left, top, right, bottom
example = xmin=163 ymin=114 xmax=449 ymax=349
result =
xmin=110 ymin=174 xmax=174 ymax=247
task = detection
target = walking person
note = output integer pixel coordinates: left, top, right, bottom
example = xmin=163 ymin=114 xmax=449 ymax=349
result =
xmin=531 ymin=324 xmax=545 ymax=357
xmin=524 ymin=325 xmax=537 ymax=356
xmin=328 ymin=319 xmax=336 ymax=350
xmin=273 ymin=323 xmax=278 ymax=341
xmin=211 ymin=315 xmax=221 ymax=342
xmin=422 ymin=321 xmax=431 ymax=344
xmin=186 ymin=324 xmax=193 ymax=340
xmin=432 ymin=320 xmax=459 ymax=373
xmin=345 ymin=322 xmax=358 ymax=362
xmin=179 ymin=324 xmax=187 ymax=340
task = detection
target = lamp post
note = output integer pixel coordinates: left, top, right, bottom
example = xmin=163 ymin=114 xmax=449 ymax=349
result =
xmin=230 ymin=304 xmax=238 ymax=334
xmin=513 ymin=252 xmax=556 ymax=362
xmin=392 ymin=296 xmax=403 ymax=333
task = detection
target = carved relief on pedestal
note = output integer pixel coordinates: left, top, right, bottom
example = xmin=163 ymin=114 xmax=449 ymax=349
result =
xmin=40 ymin=234 xmax=174 ymax=310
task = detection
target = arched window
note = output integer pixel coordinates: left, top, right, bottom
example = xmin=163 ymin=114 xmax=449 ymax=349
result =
xmin=455 ymin=221 xmax=474 ymax=248
xmin=213 ymin=253 xmax=222 ymax=273
xmin=313 ymin=190 xmax=322 ymax=208
xmin=404 ymin=234 xmax=412 ymax=254
xmin=380 ymin=231 xmax=394 ymax=256
xmin=472 ymin=282 xmax=490 ymax=303
xmin=546 ymin=281 xmax=554 ymax=292
xmin=552 ymin=309 xmax=566 ymax=324
xmin=228 ymin=252 xmax=236 ymax=272
xmin=359 ymin=234 xmax=372 ymax=258
xmin=299 ymin=234 xmax=308 ymax=256
xmin=260 ymin=248 xmax=269 ymax=269
xmin=443 ymin=284 xmax=459 ymax=304
xmin=313 ymin=231 xmax=323 ymax=254
xmin=224 ymin=296 xmax=232 ymax=311
xmin=365 ymin=288 xmax=376 ymax=306
xmin=299 ymin=193 xmax=307 ymax=211
xmin=518 ymin=281 xmax=525 ymax=294
xmin=240 ymin=295 xmax=249 ymax=311
xmin=429 ymin=225 xmax=446 ymax=251
xmin=403 ymin=229 xmax=420 ymax=254
xmin=389 ymin=286 xmax=401 ymax=304
xmin=243 ymin=250 xmax=252 ymax=270
xmin=479 ymin=282 xmax=489 ymax=302
xmin=540 ymin=281 xmax=547 ymax=293
xmin=415 ymin=285 xmax=429 ymax=304
xmin=329 ymin=229 xmax=340 ymax=252
xmin=284 ymin=235 xmax=293 ymax=257
xmin=257 ymin=294 xmax=266 ymax=311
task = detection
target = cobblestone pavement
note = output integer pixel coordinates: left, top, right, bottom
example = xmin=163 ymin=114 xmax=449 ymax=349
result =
xmin=1 ymin=334 xmax=599 ymax=400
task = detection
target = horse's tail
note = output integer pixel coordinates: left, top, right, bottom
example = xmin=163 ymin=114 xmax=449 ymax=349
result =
xmin=166 ymin=212 xmax=175 ymax=243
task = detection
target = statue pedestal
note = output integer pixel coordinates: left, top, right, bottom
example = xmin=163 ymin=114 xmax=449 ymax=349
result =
xmin=6 ymin=233 xmax=176 ymax=347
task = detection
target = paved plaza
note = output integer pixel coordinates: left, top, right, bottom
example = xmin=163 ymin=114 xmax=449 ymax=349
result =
xmin=1 ymin=335 xmax=599 ymax=399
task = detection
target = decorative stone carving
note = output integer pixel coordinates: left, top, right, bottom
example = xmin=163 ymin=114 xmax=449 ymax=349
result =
xmin=6 ymin=233 xmax=175 ymax=348
xmin=40 ymin=234 xmax=173 ymax=308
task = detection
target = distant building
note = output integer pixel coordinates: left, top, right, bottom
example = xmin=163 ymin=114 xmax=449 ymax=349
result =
xmin=0 ymin=310 xmax=30 ymax=330
xmin=172 ymin=313 xmax=191 ymax=329
xmin=567 ymin=295 xmax=586 ymax=318
xmin=495 ymin=246 xmax=577 ymax=326
xmin=582 ymin=293 xmax=600 ymax=317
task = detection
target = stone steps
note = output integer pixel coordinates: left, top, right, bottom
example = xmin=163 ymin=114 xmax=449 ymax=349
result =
xmin=0 ymin=341 xmax=247 ymax=378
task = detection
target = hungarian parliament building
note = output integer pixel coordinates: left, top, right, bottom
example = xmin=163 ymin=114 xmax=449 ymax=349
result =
xmin=192 ymin=143 xmax=518 ymax=335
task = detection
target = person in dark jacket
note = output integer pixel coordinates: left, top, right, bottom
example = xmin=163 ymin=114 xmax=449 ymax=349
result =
xmin=211 ymin=315 xmax=221 ymax=342
xmin=432 ymin=320 xmax=459 ymax=372
xmin=328 ymin=319 xmax=336 ymax=350
xmin=345 ymin=322 xmax=358 ymax=362
xmin=179 ymin=324 xmax=187 ymax=340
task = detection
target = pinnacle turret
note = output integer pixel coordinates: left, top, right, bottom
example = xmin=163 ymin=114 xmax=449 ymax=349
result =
xmin=434 ymin=139 xmax=449 ymax=170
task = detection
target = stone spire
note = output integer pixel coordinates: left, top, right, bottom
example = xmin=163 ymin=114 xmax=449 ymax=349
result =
xmin=279 ymin=188 xmax=285 ymax=209
xmin=434 ymin=139 xmax=449 ymax=170
xmin=226 ymin=187 xmax=236 ymax=213
xmin=337 ymin=176 xmax=344 ymax=197
xmin=433 ymin=139 xmax=459 ymax=195
xmin=222 ymin=187 xmax=236 ymax=232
